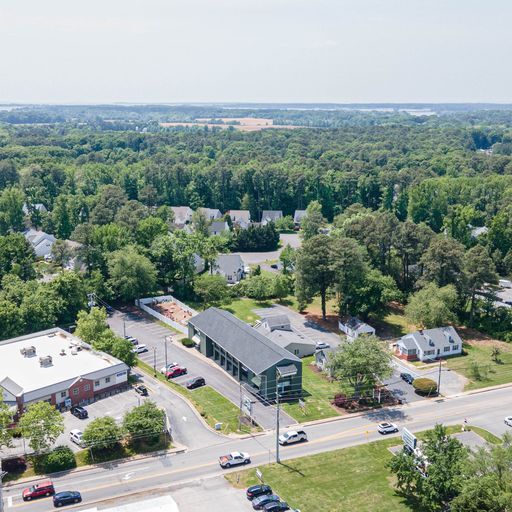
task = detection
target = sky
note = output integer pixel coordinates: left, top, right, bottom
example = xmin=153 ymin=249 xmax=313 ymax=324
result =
xmin=1 ymin=0 xmax=511 ymax=104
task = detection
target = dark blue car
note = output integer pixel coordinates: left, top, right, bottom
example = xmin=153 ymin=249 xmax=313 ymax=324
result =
xmin=53 ymin=491 xmax=82 ymax=507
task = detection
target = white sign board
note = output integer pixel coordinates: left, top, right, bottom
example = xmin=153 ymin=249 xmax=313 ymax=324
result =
xmin=256 ymin=469 xmax=263 ymax=482
xmin=242 ymin=396 xmax=253 ymax=417
xmin=402 ymin=427 xmax=417 ymax=450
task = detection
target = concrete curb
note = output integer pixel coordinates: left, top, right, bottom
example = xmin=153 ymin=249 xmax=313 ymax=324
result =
xmin=4 ymin=445 xmax=188 ymax=487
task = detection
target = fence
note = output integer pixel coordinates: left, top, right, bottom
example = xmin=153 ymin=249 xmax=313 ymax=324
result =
xmin=136 ymin=294 xmax=198 ymax=334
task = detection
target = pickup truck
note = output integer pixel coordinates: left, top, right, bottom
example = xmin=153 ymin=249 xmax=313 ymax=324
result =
xmin=218 ymin=451 xmax=251 ymax=468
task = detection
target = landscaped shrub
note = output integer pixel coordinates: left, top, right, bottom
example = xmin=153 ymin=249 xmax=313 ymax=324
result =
xmin=412 ymin=378 xmax=438 ymax=395
xmin=1 ymin=456 xmax=27 ymax=474
xmin=181 ymin=337 xmax=196 ymax=348
xmin=32 ymin=446 xmax=76 ymax=474
xmin=333 ymin=393 xmax=348 ymax=408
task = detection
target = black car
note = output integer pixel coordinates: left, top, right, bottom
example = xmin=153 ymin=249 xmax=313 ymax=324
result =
xmin=252 ymin=494 xmax=280 ymax=510
xmin=246 ymin=484 xmax=272 ymax=501
xmin=263 ymin=502 xmax=290 ymax=512
xmin=70 ymin=406 xmax=88 ymax=419
xmin=53 ymin=491 xmax=82 ymax=507
xmin=400 ymin=373 xmax=415 ymax=385
xmin=186 ymin=376 xmax=206 ymax=389
xmin=134 ymin=385 xmax=148 ymax=396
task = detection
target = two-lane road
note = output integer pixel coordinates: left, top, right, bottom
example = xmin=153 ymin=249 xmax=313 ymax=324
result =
xmin=4 ymin=385 xmax=512 ymax=512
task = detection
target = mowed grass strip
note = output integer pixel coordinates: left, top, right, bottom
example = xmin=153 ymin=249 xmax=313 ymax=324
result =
xmin=136 ymin=360 xmax=258 ymax=434
xmin=221 ymin=298 xmax=271 ymax=323
xmin=282 ymin=356 xmax=341 ymax=422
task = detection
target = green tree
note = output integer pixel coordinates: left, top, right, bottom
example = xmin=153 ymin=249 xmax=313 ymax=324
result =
xmin=135 ymin=216 xmax=168 ymax=247
xmin=18 ymin=402 xmax=65 ymax=453
xmin=405 ymin=283 xmax=458 ymax=329
xmin=0 ymin=402 xmax=14 ymax=449
xmin=0 ymin=233 xmax=36 ymax=281
xmin=191 ymin=210 xmax=210 ymax=238
xmin=123 ymin=401 xmax=165 ymax=442
xmin=327 ymin=335 xmax=392 ymax=398
xmin=89 ymin=185 xmax=127 ymax=225
xmin=83 ymin=417 xmax=122 ymax=451
xmin=274 ymin=215 xmax=294 ymax=232
xmin=301 ymin=201 xmax=325 ymax=240
xmin=279 ymin=244 xmax=296 ymax=274
xmin=51 ymin=239 xmax=73 ymax=267
xmin=107 ymin=246 xmax=158 ymax=301
xmin=295 ymin=235 xmax=334 ymax=319
xmin=0 ymin=186 xmax=25 ymax=233
xmin=353 ymin=268 xmax=400 ymax=319
xmin=0 ymin=299 xmax=25 ymax=339
xmin=273 ymin=273 xmax=291 ymax=301
xmin=463 ymin=246 xmax=498 ymax=326
xmin=75 ymin=307 xmax=108 ymax=344
xmin=193 ymin=273 xmax=229 ymax=308
xmin=243 ymin=274 xmax=275 ymax=301
xmin=49 ymin=271 xmax=88 ymax=325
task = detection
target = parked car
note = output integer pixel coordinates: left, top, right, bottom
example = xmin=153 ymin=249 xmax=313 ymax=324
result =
xmin=160 ymin=362 xmax=178 ymax=374
xmin=70 ymin=406 xmax=88 ymax=419
xmin=246 ymin=485 xmax=273 ymax=501
xmin=132 ymin=344 xmax=148 ymax=354
xmin=263 ymin=502 xmax=290 ymax=512
xmin=378 ymin=422 xmax=399 ymax=435
xmin=505 ymin=416 xmax=512 ymax=427
xmin=400 ymin=372 xmax=415 ymax=384
xmin=125 ymin=336 xmax=138 ymax=345
xmin=278 ymin=430 xmax=308 ymax=445
xmin=22 ymin=481 xmax=55 ymax=501
xmin=166 ymin=366 xmax=187 ymax=378
xmin=252 ymin=494 xmax=280 ymax=510
xmin=53 ymin=491 xmax=82 ymax=507
xmin=218 ymin=451 xmax=251 ymax=468
xmin=315 ymin=341 xmax=330 ymax=350
xmin=69 ymin=429 xmax=85 ymax=448
xmin=186 ymin=376 xmax=205 ymax=389
xmin=270 ymin=263 xmax=279 ymax=269
xmin=134 ymin=385 xmax=148 ymax=396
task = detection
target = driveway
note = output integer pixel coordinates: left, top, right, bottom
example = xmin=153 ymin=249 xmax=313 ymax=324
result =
xmin=109 ymin=310 xmax=294 ymax=430
xmin=234 ymin=233 xmax=301 ymax=266
xmin=253 ymin=304 xmax=341 ymax=349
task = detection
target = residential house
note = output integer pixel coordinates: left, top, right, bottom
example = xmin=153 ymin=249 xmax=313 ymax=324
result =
xmin=293 ymin=210 xmax=307 ymax=228
xmin=193 ymin=253 xmax=205 ymax=274
xmin=315 ymin=347 xmax=333 ymax=372
xmin=22 ymin=203 xmax=48 ymax=215
xmin=24 ymin=229 xmax=57 ymax=258
xmin=254 ymin=314 xmax=316 ymax=358
xmin=339 ymin=317 xmax=376 ymax=342
xmin=395 ymin=326 xmax=462 ymax=362
xmin=261 ymin=210 xmax=283 ymax=226
xmin=171 ymin=206 xmax=194 ymax=227
xmin=197 ymin=208 xmax=222 ymax=221
xmin=471 ymin=226 xmax=488 ymax=238
xmin=227 ymin=210 xmax=251 ymax=229
xmin=188 ymin=308 xmax=302 ymax=400
xmin=208 ymin=220 xmax=230 ymax=236
xmin=212 ymin=254 xmax=245 ymax=284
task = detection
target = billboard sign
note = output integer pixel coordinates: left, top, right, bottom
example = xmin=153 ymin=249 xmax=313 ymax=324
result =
xmin=402 ymin=427 xmax=417 ymax=450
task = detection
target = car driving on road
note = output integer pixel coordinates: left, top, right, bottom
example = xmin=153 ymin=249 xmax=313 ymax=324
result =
xmin=53 ymin=491 xmax=82 ymax=507
xmin=134 ymin=384 xmax=148 ymax=396
xmin=378 ymin=422 xmax=399 ymax=434
xmin=252 ymin=494 xmax=280 ymax=510
xmin=400 ymin=372 xmax=415 ymax=384
xmin=505 ymin=416 xmax=512 ymax=427
xmin=278 ymin=430 xmax=308 ymax=445
xmin=22 ymin=481 xmax=55 ymax=501
xmin=218 ymin=451 xmax=251 ymax=468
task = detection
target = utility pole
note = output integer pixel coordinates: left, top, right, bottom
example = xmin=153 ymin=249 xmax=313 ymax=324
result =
xmin=437 ymin=358 xmax=442 ymax=396
xmin=153 ymin=347 xmax=157 ymax=376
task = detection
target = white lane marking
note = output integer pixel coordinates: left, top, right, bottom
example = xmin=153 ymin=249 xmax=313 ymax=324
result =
xmin=182 ymin=416 xmax=187 ymax=422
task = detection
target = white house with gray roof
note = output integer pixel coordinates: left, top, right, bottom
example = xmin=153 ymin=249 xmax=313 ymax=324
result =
xmin=395 ymin=326 xmax=462 ymax=362
xmin=261 ymin=210 xmax=283 ymax=226
xmin=197 ymin=207 xmax=222 ymax=221
xmin=339 ymin=317 xmax=376 ymax=342
xmin=171 ymin=206 xmax=194 ymax=227
xmin=293 ymin=210 xmax=307 ymax=227
xmin=227 ymin=210 xmax=251 ymax=229
xmin=188 ymin=308 xmax=302 ymax=400
xmin=24 ymin=229 xmax=57 ymax=258
xmin=208 ymin=220 xmax=230 ymax=236
xmin=212 ymin=254 xmax=245 ymax=284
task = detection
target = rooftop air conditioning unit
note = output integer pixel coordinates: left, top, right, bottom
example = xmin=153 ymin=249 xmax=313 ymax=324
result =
xmin=71 ymin=348 xmax=78 ymax=355
xmin=39 ymin=355 xmax=53 ymax=367
xmin=20 ymin=346 xmax=36 ymax=357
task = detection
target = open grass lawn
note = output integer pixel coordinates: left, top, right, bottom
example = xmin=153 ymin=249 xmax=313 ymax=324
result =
xmin=445 ymin=340 xmax=512 ymax=390
xmin=221 ymin=298 xmax=272 ymax=323
xmin=137 ymin=360 xmax=258 ymax=434
xmin=226 ymin=425 xmax=479 ymax=512
xmin=282 ymin=356 xmax=341 ymax=422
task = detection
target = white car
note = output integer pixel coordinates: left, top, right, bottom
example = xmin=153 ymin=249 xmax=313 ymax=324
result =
xmin=132 ymin=344 xmax=148 ymax=354
xmin=278 ymin=430 xmax=308 ymax=445
xmin=70 ymin=429 xmax=86 ymax=447
xmin=160 ymin=362 xmax=179 ymax=374
xmin=505 ymin=416 xmax=512 ymax=427
xmin=378 ymin=422 xmax=399 ymax=435
xmin=315 ymin=341 xmax=330 ymax=350
xmin=218 ymin=451 xmax=251 ymax=468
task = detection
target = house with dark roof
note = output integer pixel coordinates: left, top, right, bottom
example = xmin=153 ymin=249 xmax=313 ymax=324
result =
xmin=255 ymin=314 xmax=316 ymax=358
xmin=395 ymin=326 xmax=462 ymax=362
xmin=261 ymin=210 xmax=283 ymax=226
xmin=293 ymin=210 xmax=307 ymax=227
xmin=338 ymin=317 xmax=376 ymax=342
xmin=212 ymin=254 xmax=245 ymax=284
xmin=188 ymin=308 xmax=302 ymax=400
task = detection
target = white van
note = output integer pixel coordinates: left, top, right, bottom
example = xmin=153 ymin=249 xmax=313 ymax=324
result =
xmin=70 ymin=429 xmax=86 ymax=448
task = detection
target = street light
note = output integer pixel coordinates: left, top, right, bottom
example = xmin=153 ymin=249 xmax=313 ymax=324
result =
xmin=275 ymin=365 xmax=298 ymax=464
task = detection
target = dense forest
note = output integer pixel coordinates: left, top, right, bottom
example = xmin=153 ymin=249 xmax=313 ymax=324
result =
xmin=0 ymin=104 xmax=512 ymax=343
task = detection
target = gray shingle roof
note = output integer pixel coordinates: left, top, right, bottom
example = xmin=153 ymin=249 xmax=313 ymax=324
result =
xmin=263 ymin=314 xmax=291 ymax=330
xmin=293 ymin=210 xmax=306 ymax=223
xmin=189 ymin=308 xmax=300 ymax=375
xmin=214 ymin=254 xmax=244 ymax=275
xmin=400 ymin=326 xmax=462 ymax=353
xmin=261 ymin=210 xmax=283 ymax=222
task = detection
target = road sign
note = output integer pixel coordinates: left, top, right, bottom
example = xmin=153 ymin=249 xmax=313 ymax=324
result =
xmin=298 ymin=399 xmax=305 ymax=409
xmin=256 ymin=469 xmax=263 ymax=482
xmin=402 ymin=427 xmax=417 ymax=450
xmin=242 ymin=396 xmax=253 ymax=417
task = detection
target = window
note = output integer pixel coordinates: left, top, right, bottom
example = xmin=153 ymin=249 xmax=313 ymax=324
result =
xmin=294 ymin=349 xmax=300 ymax=356
xmin=84 ymin=384 xmax=90 ymax=392
xmin=105 ymin=377 xmax=111 ymax=384
xmin=94 ymin=380 xmax=100 ymax=387
xmin=424 ymin=349 xmax=435 ymax=356
xmin=60 ymin=391 xmax=66 ymax=398
xmin=72 ymin=388 xmax=79 ymax=396
xmin=444 ymin=346 xmax=451 ymax=352
xmin=452 ymin=345 xmax=459 ymax=351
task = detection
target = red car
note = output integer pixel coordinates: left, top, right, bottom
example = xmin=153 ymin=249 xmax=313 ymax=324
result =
xmin=22 ymin=481 xmax=55 ymax=501
xmin=166 ymin=366 xmax=187 ymax=378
